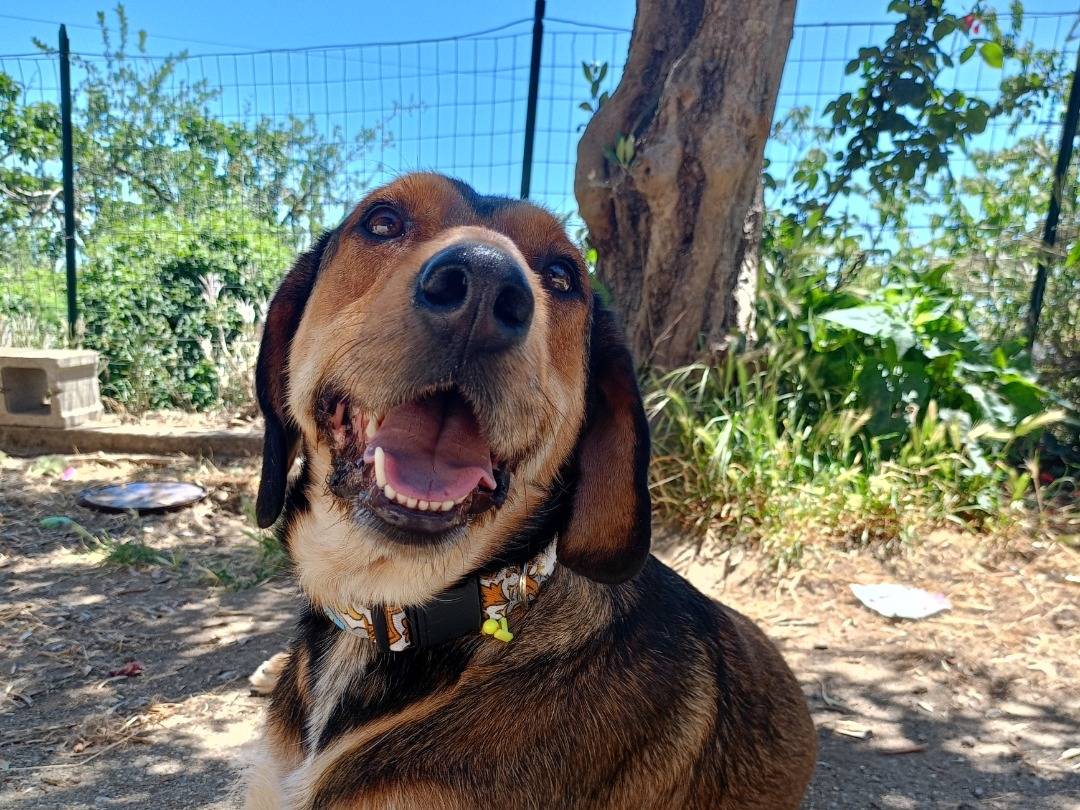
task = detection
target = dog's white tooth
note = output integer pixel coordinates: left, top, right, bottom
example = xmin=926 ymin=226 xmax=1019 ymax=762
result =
xmin=384 ymin=483 xmax=396 ymax=500
xmin=418 ymin=500 xmax=429 ymax=511
xmin=395 ymin=492 xmax=410 ymax=506
xmin=373 ymin=446 xmax=387 ymax=488
xmin=406 ymin=497 xmax=418 ymax=509
xmin=364 ymin=413 xmax=378 ymax=440
xmin=440 ymin=500 xmax=454 ymax=511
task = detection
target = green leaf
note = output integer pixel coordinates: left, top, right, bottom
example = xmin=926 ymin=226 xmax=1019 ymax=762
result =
xmin=1066 ymin=241 xmax=1080 ymax=268
xmin=913 ymin=300 xmax=951 ymax=326
xmin=964 ymin=105 xmax=988 ymax=133
xmin=578 ymin=102 xmax=593 ymax=112
xmin=980 ymin=41 xmax=1005 ymax=69
xmin=962 ymin=383 xmax=1014 ymax=425
xmin=960 ymin=43 xmax=977 ymax=64
xmin=998 ymin=379 xmax=1046 ymax=419
xmin=818 ymin=305 xmax=917 ymax=358
xmin=932 ymin=19 xmax=957 ymax=41
xmin=1013 ymin=409 xmax=1065 ymax=438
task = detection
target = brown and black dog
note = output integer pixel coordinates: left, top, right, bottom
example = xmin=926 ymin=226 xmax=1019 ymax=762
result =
xmin=244 ymin=172 xmax=815 ymax=809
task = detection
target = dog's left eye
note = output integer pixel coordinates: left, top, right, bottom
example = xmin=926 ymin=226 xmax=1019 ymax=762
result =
xmin=543 ymin=261 xmax=575 ymax=294
xmin=362 ymin=205 xmax=405 ymax=239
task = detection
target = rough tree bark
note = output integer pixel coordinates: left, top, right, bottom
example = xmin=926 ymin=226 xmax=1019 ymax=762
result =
xmin=575 ymin=0 xmax=795 ymax=369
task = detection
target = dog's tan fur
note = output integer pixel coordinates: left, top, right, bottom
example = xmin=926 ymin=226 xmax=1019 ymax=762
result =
xmin=245 ymin=173 xmax=816 ymax=809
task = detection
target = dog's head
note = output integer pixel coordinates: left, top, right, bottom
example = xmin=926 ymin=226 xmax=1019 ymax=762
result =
xmin=255 ymin=173 xmax=650 ymax=608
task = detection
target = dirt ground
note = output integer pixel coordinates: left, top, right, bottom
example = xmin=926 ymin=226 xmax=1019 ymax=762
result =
xmin=1 ymin=451 xmax=1077 ymax=809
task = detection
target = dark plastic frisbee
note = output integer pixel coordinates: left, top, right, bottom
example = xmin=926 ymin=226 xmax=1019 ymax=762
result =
xmin=77 ymin=481 xmax=207 ymax=514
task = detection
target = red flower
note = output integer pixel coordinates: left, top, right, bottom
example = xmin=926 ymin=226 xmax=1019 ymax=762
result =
xmin=961 ymin=14 xmax=981 ymax=34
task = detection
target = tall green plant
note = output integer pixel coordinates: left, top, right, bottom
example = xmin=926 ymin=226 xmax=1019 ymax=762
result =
xmin=2 ymin=5 xmax=396 ymax=410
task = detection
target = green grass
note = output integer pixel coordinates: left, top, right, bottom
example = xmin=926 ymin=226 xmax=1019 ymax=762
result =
xmin=197 ymin=522 xmax=289 ymax=590
xmin=97 ymin=537 xmax=181 ymax=568
xmin=40 ymin=516 xmax=184 ymax=569
xmin=644 ymin=352 xmax=1060 ymax=568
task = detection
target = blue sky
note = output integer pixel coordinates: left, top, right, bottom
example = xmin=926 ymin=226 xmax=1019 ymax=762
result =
xmin=2 ymin=1 xmax=1079 ymax=54
xmin=1 ymin=1 xmax=1078 ymax=225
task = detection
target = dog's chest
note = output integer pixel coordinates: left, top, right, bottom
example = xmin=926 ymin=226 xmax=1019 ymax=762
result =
xmin=257 ymin=635 xmax=372 ymax=809
xmin=305 ymin=632 xmax=372 ymax=751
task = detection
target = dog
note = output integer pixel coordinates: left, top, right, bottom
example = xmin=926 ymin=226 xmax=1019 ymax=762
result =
xmin=244 ymin=173 xmax=816 ymax=809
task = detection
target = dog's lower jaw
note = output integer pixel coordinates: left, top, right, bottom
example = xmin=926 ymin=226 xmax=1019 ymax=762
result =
xmin=290 ymin=495 xmax=470 ymax=610
xmin=290 ymin=452 xmax=527 ymax=610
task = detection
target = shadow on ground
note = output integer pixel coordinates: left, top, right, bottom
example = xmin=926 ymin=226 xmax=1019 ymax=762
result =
xmin=2 ymin=457 xmax=1077 ymax=808
xmin=798 ymin=643 xmax=1079 ymax=809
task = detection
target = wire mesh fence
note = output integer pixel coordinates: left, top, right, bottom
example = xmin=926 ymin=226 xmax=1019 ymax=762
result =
xmin=0 ymin=11 xmax=1077 ymax=409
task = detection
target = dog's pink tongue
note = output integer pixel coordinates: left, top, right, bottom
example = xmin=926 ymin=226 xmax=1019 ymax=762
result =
xmin=367 ymin=395 xmax=494 ymax=502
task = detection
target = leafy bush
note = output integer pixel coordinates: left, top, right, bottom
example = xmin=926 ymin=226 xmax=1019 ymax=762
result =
xmin=763 ymin=1 xmax=1079 ymax=455
xmin=1 ymin=7 xmax=387 ymax=411
xmin=80 ymin=211 xmax=289 ymax=411
xmin=763 ymin=254 xmax=1057 ymax=448
xmin=647 ymin=269 xmax=1066 ymax=562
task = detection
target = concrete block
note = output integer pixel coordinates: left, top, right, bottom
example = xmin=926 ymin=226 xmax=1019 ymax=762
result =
xmin=0 ymin=348 xmax=103 ymax=428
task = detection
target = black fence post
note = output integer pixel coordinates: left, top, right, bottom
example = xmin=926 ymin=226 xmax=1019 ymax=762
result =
xmin=1027 ymin=45 xmax=1080 ymax=350
xmin=519 ymin=0 xmax=545 ymax=199
xmin=59 ymin=25 xmax=78 ymax=344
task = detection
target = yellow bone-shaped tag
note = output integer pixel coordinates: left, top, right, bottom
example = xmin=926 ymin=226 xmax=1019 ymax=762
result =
xmin=481 ymin=617 xmax=513 ymax=643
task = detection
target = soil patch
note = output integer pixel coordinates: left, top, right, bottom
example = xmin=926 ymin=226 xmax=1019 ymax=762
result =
xmin=1 ymin=451 xmax=1076 ymax=808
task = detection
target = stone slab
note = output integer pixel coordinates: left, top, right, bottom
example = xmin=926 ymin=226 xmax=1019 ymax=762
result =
xmin=0 ymin=347 xmax=103 ymax=428
xmin=0 ymin=416 xmax=261 ymax=458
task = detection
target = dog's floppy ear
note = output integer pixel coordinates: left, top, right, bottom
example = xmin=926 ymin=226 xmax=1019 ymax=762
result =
xmin=254 ymin=232 xmax=333 ymax=529
xmin=556 ymin=299 xmax=651 ymax=584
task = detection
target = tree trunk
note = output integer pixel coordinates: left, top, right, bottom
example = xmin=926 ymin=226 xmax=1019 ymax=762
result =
xmin=575 ymin=0 xmax=794 ymax=369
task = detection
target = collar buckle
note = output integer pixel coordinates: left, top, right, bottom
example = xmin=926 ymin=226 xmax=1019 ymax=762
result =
xmin=403 ymin=577 xmax=481 ymax=648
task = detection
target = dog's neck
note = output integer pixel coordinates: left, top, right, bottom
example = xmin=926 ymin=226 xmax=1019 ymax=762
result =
xmin=321 ymin=539 xmax=558 ymax=652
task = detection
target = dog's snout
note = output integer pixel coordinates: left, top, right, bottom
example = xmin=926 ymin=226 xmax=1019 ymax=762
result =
xmin=415 ymin=242 xmax=534 ymax=353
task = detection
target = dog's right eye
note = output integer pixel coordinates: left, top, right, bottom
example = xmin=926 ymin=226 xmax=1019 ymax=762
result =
xmin=362 ymin=205 xmax=405 ymax=240
xmin=542 ymin=261 xmax=576 ymax=295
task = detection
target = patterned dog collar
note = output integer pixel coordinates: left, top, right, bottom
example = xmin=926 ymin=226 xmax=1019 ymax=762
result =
xmin=323 ymin=541 xmax=558 ymax=652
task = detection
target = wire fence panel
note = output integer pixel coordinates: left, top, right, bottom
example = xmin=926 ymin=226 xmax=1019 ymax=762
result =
xmin=0 ymin=53 xmax=66 ymax=347
xmin=769 ymin=15 xmax=1080 ymax=233
xmin=768 ymin=13 xmax=1080 ymax=357
xmin=0 ymin=13 xmax=1077 ymax=409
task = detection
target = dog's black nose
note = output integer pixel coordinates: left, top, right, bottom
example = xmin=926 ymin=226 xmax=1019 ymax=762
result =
xmin=415 ymin=242 xmax=534 ymax=353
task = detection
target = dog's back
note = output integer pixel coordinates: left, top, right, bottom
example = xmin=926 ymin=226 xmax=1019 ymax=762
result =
xmin=252 ymin=558 xmax=814 ymax=809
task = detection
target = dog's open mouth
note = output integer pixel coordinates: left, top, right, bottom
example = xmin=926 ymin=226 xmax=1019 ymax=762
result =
xmin=319 ymin=387 xmax=509 ymax=537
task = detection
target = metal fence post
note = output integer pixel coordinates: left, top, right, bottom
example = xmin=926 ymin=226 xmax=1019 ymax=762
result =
xmin=1027 ymin=45 xmax=1080 ymax=350
xmin=519 ymin=0 xmax=545 ymax=199
xmin=59 ymin=24 xmax=78 ymax=344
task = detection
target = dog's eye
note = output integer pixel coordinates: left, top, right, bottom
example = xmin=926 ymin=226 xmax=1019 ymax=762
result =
xmin=362 ymin=205 xmax=405 ymax=239
xmin=543 ymin=261 xmax=575 ymax=295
